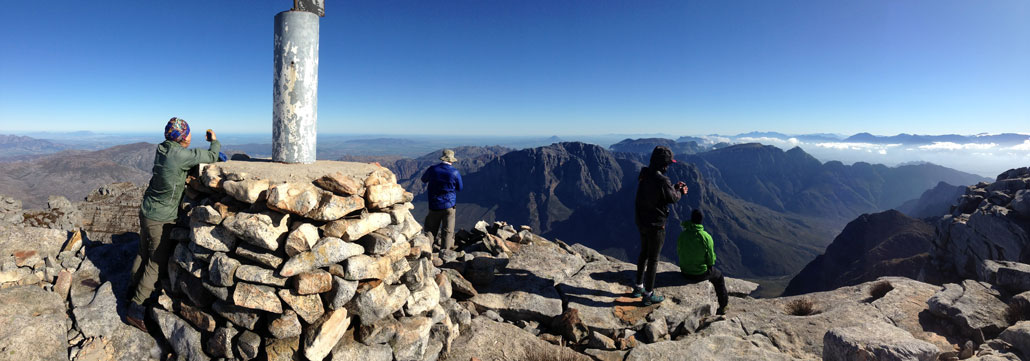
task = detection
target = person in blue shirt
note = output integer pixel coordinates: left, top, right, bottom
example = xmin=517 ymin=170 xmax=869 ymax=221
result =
xmin=421 ymin=149 xmax=463 ymax=250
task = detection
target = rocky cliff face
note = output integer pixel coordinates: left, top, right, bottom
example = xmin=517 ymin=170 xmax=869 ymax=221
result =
xmin=783 ymin=210 xmax=936 ymax=296
xmin=933 ymin=167 xmax=1030 ymax=281
xmin=897 ymin=181 xmax=968 ymax=220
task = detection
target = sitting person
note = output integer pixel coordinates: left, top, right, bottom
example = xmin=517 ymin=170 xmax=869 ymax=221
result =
xmin=677 ymin=208 xmax=728 ymax=315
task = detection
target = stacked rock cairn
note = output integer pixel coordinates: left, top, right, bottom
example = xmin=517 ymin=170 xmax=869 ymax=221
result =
xmin=157 ymin=161 xmax=458 ymax=361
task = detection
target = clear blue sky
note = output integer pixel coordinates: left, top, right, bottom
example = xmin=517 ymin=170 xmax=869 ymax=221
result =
xmin=1 ymin=0 xmax=1027 ymax=137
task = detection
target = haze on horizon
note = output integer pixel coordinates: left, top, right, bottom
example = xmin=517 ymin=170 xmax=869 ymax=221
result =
xmin=0 ymin=0 xmax=1027 ymax=137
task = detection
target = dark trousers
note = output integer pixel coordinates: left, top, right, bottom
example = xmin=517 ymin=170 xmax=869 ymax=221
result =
xmin=424 ymin=207 xmax=456 ymax=250
xmin=129 ymin=214 xmax=176 ymax=305
xmin=683 ymin=267 xmax=729 ymax=310
xmin=635 ymin=226 xmax=665 ymax=292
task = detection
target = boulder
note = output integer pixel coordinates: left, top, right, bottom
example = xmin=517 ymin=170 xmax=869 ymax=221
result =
xmin=212 ymin=301 xmax=261 ymax=330
xmin=444 ymin=317 xmax=590 ymax=361
xmin=441 ymin=268 xmax=477 ymax=298
xmin=390 ymin=316 xmax=434 ymax=361
xmin=175 ymin=300 xmax=218 ymax=333
xmin=234 ymin=282 xmax=283 ymax=313
xmin=995 ymin=261 xmax=1030 ymax=294
xmin=222 ymin=179 xmax=270 ymax=204
xmin=350 ymin=283 xmax=411 ymax=325
xmin=207 ymin=326 xmax=238 ymax=358
xmin=0 ymin=286 xmax=72 ymax=361
xmin=315 ymin=171 xmax=366 ymax=196
xmin=279 ymin=288 xmax=326 ymax=324
xmin=999 ymin=321 xmax=1030 ymax=359
xmin=927 ymin=280 xmax=1009 ymax=340
xmin=190 ymin=224 xmax=237 ymax=252
xmin=270 ymin=310 xmax=303 ymax=339
xmin=236 ymin=264 xmax=288 ymax=287
xmin=332 ymin=330 xmax=394 ymax=361
xmin=266 ymin=336 xmax=302 ymax=361
xmin=329 ymin=276 xmax=359 ymax=309
xmin=344 ymin=254 xmax=393 ymax=281
xmin=406 ymin=279 xmax=442 ymax=316
xmin=208 ymin=252 xmax=240 ymax=287
xmin=191 ymin=204 xmax=223 ymax=224
xmin=0 ymin=225 xmax=67 ymax=261
xmin=235 ymin=330 xmax=262 ymax=360
xmin=223 ymin=210 xmax=290 ymax=251
xmin=235 ymin=241 xmax=284 ymax=269
xmin=71 ymin=281 xmax=157 ymax=360
xmin=304 ymin=308 xmax=351 ymax=361
xmin=279 ymin=237 xmax=365 ymax=277
xmin=321 ymin=212 xmax=392 ymax=241
xmin=293 ymin=269 xmax=333 ymax=294
xmin=285 ymin=223 xmax=320 ymax=257
xmin=366 ymin=183 xmax=407 ymax=209
xmin=267 ymin=182 xmax=365 ymax=221
xmin=151 ymin=308 xmax=210 ymax=361
xmin=823 ymin=321 xmax=940 ymax=361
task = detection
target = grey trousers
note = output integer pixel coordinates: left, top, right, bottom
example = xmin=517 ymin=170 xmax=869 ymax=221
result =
xmin=129 ymin=214 xmax=175 ymax=305
xmin=424 ymin=207 xmax=456 ymax=250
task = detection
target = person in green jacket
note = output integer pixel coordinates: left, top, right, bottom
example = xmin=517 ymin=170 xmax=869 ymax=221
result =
xmin=677 ymin=209 xmax=728 ymax=315
xmin=125 ymin=117 xmax=220 ymax=330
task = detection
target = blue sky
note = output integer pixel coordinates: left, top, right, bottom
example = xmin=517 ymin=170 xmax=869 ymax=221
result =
xmin=1 ymin=0 xmax=1027 ymax=137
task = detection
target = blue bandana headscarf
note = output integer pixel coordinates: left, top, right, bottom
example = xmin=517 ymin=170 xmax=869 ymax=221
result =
xmin=164 ymin=117 xmax=190 ymax=142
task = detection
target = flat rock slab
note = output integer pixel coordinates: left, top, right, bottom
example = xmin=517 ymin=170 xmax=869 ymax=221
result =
xmin=626 ymin=332 xmax=795 ymax=361
xmin=927 ymin=280 xmax=1009 ymax=339
xmin=823 ymin=320 xmax=940 ymax=361
xmin=557 ymin=260 xmax=647 ymax=333
xmin=0 ymin=225 xmax=67 ymax=258
xmin=204 ymin=160 xmax=381 ymax=186
xmin=0 ymin=286 xmax=70 ymax=361
xmin=72 ymin=282 xmax=157 ymax=360
xmin=441 ymin=317 xmax=590 ymax=361
xmin=505 ymin=239 xmax=586 ymax=284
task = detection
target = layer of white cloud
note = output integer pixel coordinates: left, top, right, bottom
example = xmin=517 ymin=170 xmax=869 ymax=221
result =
xmin=917 ymin=142 xmax=997 ymax=151
xmin=813 ymin=142 xmax=901 ymax=151
xmin=1009 ymin=140 xmax=1030 ymax=151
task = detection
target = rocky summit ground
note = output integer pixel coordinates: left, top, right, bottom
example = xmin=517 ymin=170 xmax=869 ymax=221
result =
xmin=1 ymin=167 xmax=1030 ymax=361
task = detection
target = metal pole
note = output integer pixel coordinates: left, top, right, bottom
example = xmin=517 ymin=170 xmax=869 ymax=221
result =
xmin=273 ymin=11 xmax=319 ymax=164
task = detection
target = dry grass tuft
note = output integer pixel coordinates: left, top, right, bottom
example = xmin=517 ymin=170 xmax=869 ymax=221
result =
xmin=785 ymin=298 xmax=820 ymax=316
xmin=866 ymin=281 xmax=894 ymax=302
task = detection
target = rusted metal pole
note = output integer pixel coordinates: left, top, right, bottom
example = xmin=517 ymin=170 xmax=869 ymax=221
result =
xmin=272 ymin=10 xmax=319 ymax=164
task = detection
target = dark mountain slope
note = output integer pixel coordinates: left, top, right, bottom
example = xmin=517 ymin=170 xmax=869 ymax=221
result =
xmin=896 ymin=182 xmax=967 ymax=219
xmin=782 ymin=210 xmax=936 ymax=296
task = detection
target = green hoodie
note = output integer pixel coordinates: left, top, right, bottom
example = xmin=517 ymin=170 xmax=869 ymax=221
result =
xmin=140 ymin=139 xmax=221 ymax=222
xmin=676 ymin=221 xmax=715 ymax=276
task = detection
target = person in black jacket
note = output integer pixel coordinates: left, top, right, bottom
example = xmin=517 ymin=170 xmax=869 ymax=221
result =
xmin=633 ymin=145 xmax=688 ymax=305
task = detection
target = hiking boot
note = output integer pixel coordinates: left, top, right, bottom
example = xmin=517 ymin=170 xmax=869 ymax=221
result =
xmin=631 ymin=285 xmax=645 ymax=298
xmin=643 ymin=292 xmax=665 ymax=306
xmin=716 ymin=306 xmax=727 ymax=315
xmin=125 ymin=302 xmax=147 ymax=332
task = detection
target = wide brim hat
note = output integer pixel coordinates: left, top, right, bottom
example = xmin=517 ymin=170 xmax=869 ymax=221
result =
xmin=440 ymin=149 xmax=458 ymax=162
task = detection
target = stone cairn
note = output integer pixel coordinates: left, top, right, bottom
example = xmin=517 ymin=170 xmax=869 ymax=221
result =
xmin=157 ymin=160 xmax=457 ymax=361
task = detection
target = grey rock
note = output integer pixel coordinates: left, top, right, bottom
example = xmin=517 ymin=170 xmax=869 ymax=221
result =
xmin=191 ymin=224 xmax=237 ymax=252
xmin=329 ymin=276 xmax=359 ymax=309
xmin=207 ymin=252 xmax=240 ymax=287
xmin=304 ymin=308 xmax=352 ymax=361
xmin=208 ymin=325 xmax=238 ymax=358
xmin=445 ymin=317 xmax=590 ymax=361
xmin=191 ymin=204 xmax=224 ymax=224
xmin=406 ymin=279 xmax=441 ymax=316
xmin=284 ymin=222 xmax=319 ymax=257
xmin=278 ymin=288 xmax=325 ymax=324
xmin=174 ymin=242 xmax=205 ymax=278
xmin=359 ymin=231 xmax=395 ymax=256
xmin=233 ymin=282 xmax=283 ymax=313
xmin=999 ymin=321 xmax=1030 ymax=360
xmin=212 ymin=302 xmax=260 ymax=330
xmin=280 ymin=237 xmax=364 ymax=277
xmin=995 ymin=261 xmax=1030 ymax=293
xmin=235 ymin=330 xmax=262 ymax=360
xmin=265 ymin=336 xmax=301 ymax=361
xmin=72 ymin=282 xmax=158 ymax=360
xmin=223 ymin=210 xmax=290 ymax=251
xmin=927 ymin=280 xmax=1009 ymax=340
xmin=332 ymin=331 xmax=393 ymax=361
xmin=0 ymin=286 xmax=72 ymax=361
xmin=588 ymin=330 xmax=618 ymax=350
xmin=235 ymin=264 xmax=288 ymax=287
xmin=350 ymin=283 xmax=411 ymax=325
xmin=234 ymin=241 xmax=284 ymax=269
xmin=641 ymin=317 xmax=669 ymax=343
xmin=269 ymin=310 xmax=303 ymax=339
xmin=441 ymin=268 xmax=477 ymax=298
xmin=1011 ymin=189 xmax=1030 ymax=216
xmin=390 ymin=316 xmax=433 ymax=361
xmin=151 ymin=308 xmax=210 ymax=361
xmin=823 ymin=320 xmax=940 ymax=361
